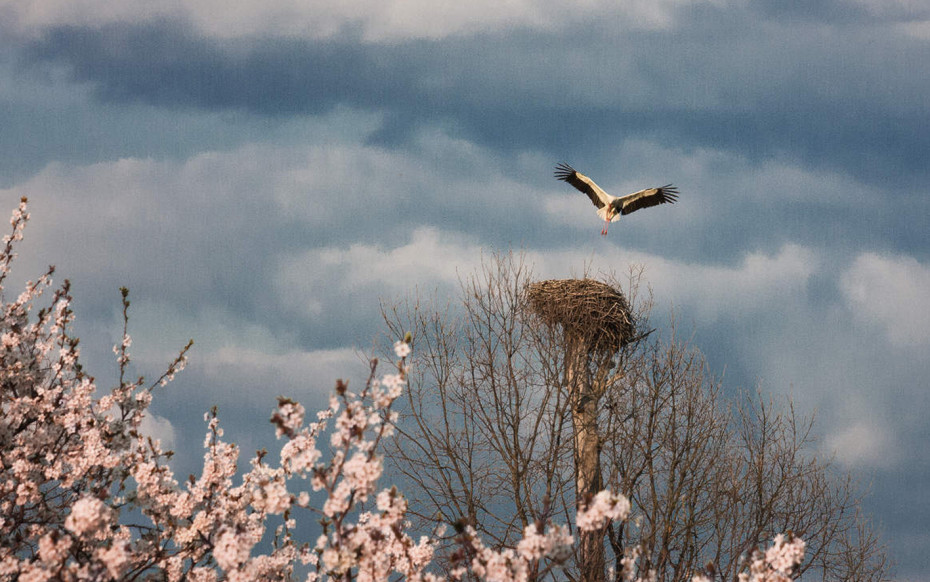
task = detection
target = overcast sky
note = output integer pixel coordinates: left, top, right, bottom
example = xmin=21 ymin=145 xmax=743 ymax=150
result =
xmin=2 ymin=0 xmax=929 ymax=577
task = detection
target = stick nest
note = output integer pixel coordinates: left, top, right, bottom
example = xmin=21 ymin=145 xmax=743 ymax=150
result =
xmin=526 ymin=278 xmax=636 ymax=352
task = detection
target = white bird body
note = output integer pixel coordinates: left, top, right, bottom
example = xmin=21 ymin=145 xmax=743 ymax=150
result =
xmin=554 ymin=163 xmax=679 ymax=235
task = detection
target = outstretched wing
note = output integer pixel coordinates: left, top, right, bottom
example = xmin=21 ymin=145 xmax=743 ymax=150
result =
xmin=619 ymin=184 xmax=679 ymax=215
xmin=554 ymin=163 xmax=611 ymax=209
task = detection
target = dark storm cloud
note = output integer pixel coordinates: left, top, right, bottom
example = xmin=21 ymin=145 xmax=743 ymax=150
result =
xmin=749 ymin=0 xmax=863 ymax=21
xmin=750 ymin=0 xmax=930 ymax=23
xmin=23 ymin=22 xmax=398 ymax=114
xmin=22 ymin=10 xmax=930 ymax=187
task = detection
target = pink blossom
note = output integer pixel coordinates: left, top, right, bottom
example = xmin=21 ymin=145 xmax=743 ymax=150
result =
xmin=37 ymin=533 xmax=71 ymax=565
xmin=516 ymin=524 xmax=573 ymax=562
xmin=214 ymin=530 xmax=252 ymax=572
xmin=189 ymin=567 xmax=219 ymax=582
xmin=96 ymin=543 xmax=130 ymax=578
xmin=620 ymin=545 xmax=641 ymax=581
xmin=734 ymin=534 xmax=806 ymax=582
xmin=342 ymin=452 xmax=383 ymax=500
xmin=64 ymin=496 xmax=111 ymax=537
xmin=394 ymin=340 xmax=412 ymax=358
xmin=17 ymin=562 xmax=52 ymax=582
xmin=764 ymin=534 xmax=806 ymax=572
xmin=273 ymin=398 xmax=306 ymax=438
xmin=281 ymin=433 xmax=322 ymax=475
xmin=576 ymin=490 xmax=631 ymax=531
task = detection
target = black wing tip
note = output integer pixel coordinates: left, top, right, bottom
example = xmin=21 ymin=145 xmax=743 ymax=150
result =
xmin=554 ymin=162 xmax=575 ymax=181
xmin=659 ymin=184 xmax=679 ymax=202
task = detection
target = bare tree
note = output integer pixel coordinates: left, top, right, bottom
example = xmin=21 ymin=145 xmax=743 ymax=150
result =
xmin=600 ymin=333 xmax=888 ymax=582
xmin=382 ymin=256 xmax=573 ymax=547
xmin=382 ymin=253 xmax=889 ymax=582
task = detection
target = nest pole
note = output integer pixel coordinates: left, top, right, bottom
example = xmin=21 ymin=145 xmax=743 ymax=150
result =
xmin=526 ymin=278 xmax=636 ymax=582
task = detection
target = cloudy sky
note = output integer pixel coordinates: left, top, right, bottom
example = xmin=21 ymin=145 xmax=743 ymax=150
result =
xmin=2 ymin=0 xmax=929 ymax=577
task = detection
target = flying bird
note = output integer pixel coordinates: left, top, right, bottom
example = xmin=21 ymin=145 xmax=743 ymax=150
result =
xmin=554 ymin=163 xmax=679 ymax=235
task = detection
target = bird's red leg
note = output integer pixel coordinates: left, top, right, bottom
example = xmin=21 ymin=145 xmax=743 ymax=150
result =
xmin=601 ymin=207 xmax=615 ymax=236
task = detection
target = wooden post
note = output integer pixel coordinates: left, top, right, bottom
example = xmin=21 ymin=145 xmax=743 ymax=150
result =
xmin=566 ymin=338 xmax=606 ymax=582
xmin=527 ymin=279 xmax=635 ymax=582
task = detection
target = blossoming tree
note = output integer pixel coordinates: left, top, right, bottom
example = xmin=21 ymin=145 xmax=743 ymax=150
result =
xmin=1 ymin=198 xmax=807 ymax=581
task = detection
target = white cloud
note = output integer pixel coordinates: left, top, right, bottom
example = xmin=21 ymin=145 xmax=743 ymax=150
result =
xmin=274 ymin=226 xmax=485 ymax=322
xmin=138 ymin=412 xmax=177 ymax=451
xmin=275 ymin=226 xmax=818 ymax=331
xmin=845 ymin=0 xmax=930 ymax=18
xmin=897 ymin=19 xmax=930 ymax=39
xmin=1 ymin=0 xmax=728 ymax=41
xmin=551 ymin=243 xmax=819 ymax=322
xmin=382 ymin=237 xmax=821 ymax=324
xmin=651 ymin=244 xmax=818 ymax=317
xmin=0 ymin=0 xmax=177 ymax=36
xmin=840 ymin=252 xmax=930 ymax=347
xmin=824 ymin=420 xmax=897 ymax=469
xmin=327 ymin=227 xmax=484 ymax=289
xmin=199 ymin=346 xmax=365 ymax=405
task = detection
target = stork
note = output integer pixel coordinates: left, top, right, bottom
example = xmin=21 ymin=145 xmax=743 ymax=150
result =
xmin=554 ymin=163 xmax=679 ymax=235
